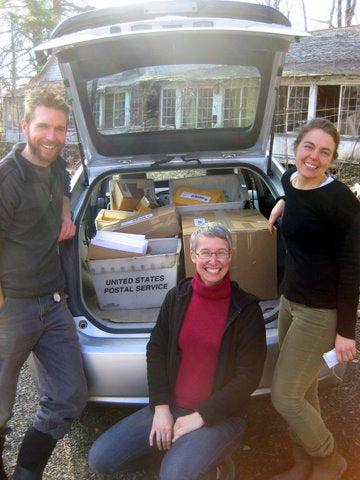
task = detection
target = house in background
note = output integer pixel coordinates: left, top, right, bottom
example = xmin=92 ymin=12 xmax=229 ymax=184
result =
xmin=273 ymin=25 xmax=360 ymax=163
xmin=1 ymin=57 xmax=78 ymax=146
xmin=2 ymin=26 xmax=360 ymax=163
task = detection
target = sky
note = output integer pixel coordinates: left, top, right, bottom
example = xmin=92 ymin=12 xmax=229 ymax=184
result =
xmin=90 ymin=0 xmax=360 ymax=32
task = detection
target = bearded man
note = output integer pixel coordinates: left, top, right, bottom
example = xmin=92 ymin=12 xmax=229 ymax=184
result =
xmin=0 ymin=86 xmax=87 ymax=480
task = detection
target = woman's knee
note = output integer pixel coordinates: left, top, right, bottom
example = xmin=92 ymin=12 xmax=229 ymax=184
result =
xmin=271 ymin=386 xmax=305 ymax=420
xmin=88 ymin=440 xmax=114 ymax=475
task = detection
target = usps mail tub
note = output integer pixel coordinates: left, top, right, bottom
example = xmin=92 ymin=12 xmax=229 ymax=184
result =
xmin=88 ymin=238 xmax=181 ymax=310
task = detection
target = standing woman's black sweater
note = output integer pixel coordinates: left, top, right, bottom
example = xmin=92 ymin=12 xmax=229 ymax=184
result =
xmin=281 ymin=167 xmax=360 ymax=339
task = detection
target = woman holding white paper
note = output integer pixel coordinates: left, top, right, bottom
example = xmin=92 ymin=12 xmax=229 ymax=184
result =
xmin=268 ymin=118 xmax=360 ymax=480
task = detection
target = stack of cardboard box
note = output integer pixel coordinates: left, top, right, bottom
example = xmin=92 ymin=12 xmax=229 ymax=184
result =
xmin=88 ymin=173 xmax=278 ymax=310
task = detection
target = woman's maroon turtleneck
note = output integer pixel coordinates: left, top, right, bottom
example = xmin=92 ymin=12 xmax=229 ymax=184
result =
xmin=173 ymin=271 xmax=231 ymax=410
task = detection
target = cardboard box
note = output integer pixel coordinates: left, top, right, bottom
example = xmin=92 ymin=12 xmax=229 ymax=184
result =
xmin=101 ymin=204 xmax=181 ymax=239
xmin=111 ymin=182 xmax=144 ymax=211
xmin=88 ymin=238 xmax=182 ymax=310
xmin=95 ymin=209 xmax=132 ymax=230
xmin=181 ymin=209 xmax=277 ymax=300
xmin=109 ymin=178 xmax=157 ymax=210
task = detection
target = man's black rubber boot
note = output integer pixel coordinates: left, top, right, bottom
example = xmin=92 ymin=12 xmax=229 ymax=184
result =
xmin=0 ymin=435 xmax=8 ymax=480
xmin=12 ymin=465 xmax=45 ymax=480
xmin=11 ymin=427 xmax=57 ymax=480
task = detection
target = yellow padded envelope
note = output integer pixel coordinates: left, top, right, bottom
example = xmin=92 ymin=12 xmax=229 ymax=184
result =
xmin=173 ymin=186 xmax=225 ymax=206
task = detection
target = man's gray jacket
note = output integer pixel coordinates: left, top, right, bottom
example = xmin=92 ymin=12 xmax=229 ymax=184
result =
xmin=0 ymin=143 xmax=70 ymax=298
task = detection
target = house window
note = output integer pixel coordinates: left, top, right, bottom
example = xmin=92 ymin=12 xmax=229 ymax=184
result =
xmin=113 ymin=93 xmax=126 ymax=127
xmin=144 ymin=87 xmax=160 ymax=128
xmin=162 ymin=88 xmax=176 ymax=127
xmin=223 ymin=86 xmax=258 ymax=127
xmin=104 ymin=92 xmax=125 ymax=129
xmin=316 ymin=85 xmax=340 ymax=124
xmin=287 ymin=86 xmax=309 ymax=131
xmin=130 ymin=87 xmax=160 ymax=129
xmin=94 ymin=95 xmax=101 ymax=128
xmin=224 ymin=88 xmax=241 ymax=127
xmin=273 ymin=86 xmax=288 ymax=133
xmin=130 ymin=89 xmax=143 ymax=127
xmin=339 ymin=85 xmax=360 ymax=136
xmin=5 ymin=98 xmax=23 ymax=129
xmin=182 ymin=87 xmax=213 ymax=128
xmin=273 ymin=86 xmax=309 ymax=132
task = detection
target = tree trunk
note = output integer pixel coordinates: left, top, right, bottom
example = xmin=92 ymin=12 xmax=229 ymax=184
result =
xmin=337 ymin=0 xmax=343 ymax=26
xmin=345 ymin=0 xmax=357 ymax=25
xmin=300 ymin=0 xmax=308 ymax=31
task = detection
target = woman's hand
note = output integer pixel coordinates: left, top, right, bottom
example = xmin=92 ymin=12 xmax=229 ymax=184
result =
xmin=268 ymin=199 xmax=285 ymax=233
xmin=172 ymin=412 xmax=205 ymax=443
xmin=149 ymin=405 xmax=174 ymax=450
xmin=335 ymin=333 xmax=357 ymax=363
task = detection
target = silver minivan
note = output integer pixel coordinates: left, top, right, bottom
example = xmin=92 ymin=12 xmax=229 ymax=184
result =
xmin=35 ymin=0 xmax=344 ymax=403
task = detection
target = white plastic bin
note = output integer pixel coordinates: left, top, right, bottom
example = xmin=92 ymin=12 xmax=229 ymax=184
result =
xmin=88 ymin=238 xmax=181 ymax=310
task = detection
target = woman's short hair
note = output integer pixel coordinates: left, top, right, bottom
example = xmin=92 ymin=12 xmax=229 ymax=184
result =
xmin=190 ymin=222 xmax=232 ymax=252
xmin=294 ymin=118 xmax=340 ymax=161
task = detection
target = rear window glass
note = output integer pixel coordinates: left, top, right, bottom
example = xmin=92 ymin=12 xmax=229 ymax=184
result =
xmin=87 ymin=64 xmax=261 ymax=135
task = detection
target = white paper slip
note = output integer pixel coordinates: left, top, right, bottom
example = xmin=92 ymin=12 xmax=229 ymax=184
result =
xmin=322 ymin=348 xmax=338 ymax=368
xmin=91 ymin=231 xmax=148 ymax=255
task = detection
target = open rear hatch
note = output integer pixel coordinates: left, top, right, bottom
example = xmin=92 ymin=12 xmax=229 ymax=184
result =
xmin=36 ymin=1 xmax=305 ymax=327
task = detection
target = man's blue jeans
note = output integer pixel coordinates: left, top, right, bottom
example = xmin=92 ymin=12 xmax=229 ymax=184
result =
xmin=0 ymin=292 xmax=87 ymax=440
xmin=88 ymin=405 xmax=245 ymax=480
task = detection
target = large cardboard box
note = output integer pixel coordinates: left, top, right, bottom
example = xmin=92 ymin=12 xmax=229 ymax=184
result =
xmin=101 ymin=204 xmax=181 ymax=239
xmin=88 ymin=238 xmax=182 ymax=310
xmin=181 ymin=209 xmax=277 ymax=300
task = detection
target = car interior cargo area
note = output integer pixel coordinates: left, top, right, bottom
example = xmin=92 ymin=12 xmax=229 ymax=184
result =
xmin=78 ymin=168 xmax=283 ymax=325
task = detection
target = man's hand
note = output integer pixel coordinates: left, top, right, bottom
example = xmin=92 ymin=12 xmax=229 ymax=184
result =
xmin=149 ymin=405 xmax=174 ymax=450
xmin=268 ymin=198 xmax=285 ymax=234
xmin=58 ymin=196 xmax=76 ymax=241
xmin=335 ymin=333 xmax=357 ymax=363
xmin=172 ymin=412 xmax=205 ymax=443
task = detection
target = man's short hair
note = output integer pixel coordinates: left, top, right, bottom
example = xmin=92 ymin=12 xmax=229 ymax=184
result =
xmin=24 ymin=85 xmax=71 ymax=124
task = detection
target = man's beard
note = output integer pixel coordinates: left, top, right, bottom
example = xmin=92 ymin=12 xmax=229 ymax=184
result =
xmin=27 ymin=136 xmax=63 ymax=165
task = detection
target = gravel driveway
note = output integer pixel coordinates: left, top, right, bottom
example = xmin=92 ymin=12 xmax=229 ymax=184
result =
xmin=2 ymin=317 xmax=360 ymax=480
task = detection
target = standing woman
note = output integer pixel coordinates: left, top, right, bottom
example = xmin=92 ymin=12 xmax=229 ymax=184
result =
xmin=88 ymin=222 xmax=267 ymax=480
xmin=268 ymin=118 xmax=360 ymax=480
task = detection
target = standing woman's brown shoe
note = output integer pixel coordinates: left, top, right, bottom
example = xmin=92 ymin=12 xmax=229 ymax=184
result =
xmin=308 ymin=450 xmax=347 ymax=480
xmin=270 ymin=444 xmax=312 ymax=480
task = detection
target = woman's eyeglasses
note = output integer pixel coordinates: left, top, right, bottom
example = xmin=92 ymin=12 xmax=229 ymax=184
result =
xmin=194 ymin=249 xmax=230 ymax=260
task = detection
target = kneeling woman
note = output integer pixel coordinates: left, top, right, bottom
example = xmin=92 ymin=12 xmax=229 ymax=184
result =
xmin=88 ymin=222 xmax=267 ymax=480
